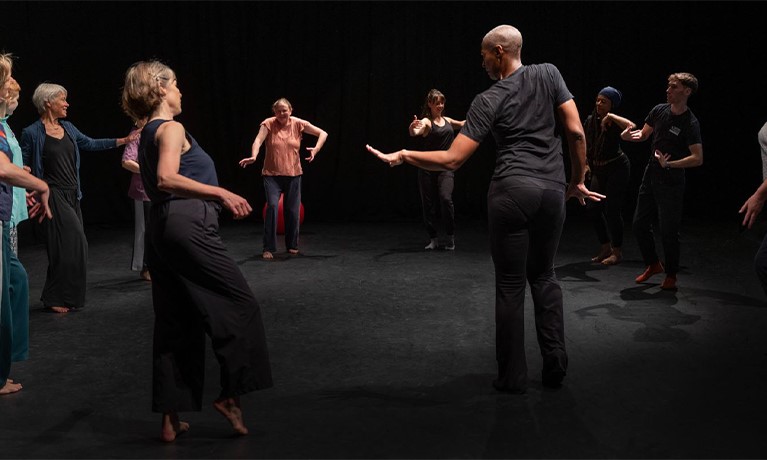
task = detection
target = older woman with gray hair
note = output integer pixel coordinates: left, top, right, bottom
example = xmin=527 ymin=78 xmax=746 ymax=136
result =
xmin=20 ymin=83 xmax=137 ymax=314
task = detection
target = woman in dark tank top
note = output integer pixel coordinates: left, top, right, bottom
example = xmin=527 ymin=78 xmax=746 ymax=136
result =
xmin=408 ymin=89 xmax=465 ymax=250
xmin=122 ymin=60 xmax=272 ymax=443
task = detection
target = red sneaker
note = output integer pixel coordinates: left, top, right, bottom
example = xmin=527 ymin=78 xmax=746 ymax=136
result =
xmin=635 ymin=261 xmax=664 ymax=283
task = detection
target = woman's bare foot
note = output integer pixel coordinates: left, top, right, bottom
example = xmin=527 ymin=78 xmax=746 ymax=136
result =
xmin=601 ymin=247 xmax=623 ymax=265
xmin=288 ymin=249 xmax=299 ymax=255
xmin=49 ymin=306 xmax=70 ymax=313
xmin=0 ymin=379 xmax=22 ymax=395
xmin=213 ymin=397 xmax=248 ymax=436
xmin=140 ymin=269 xmax=152 ymax=281
xmin=590 ymin=243 xmax=612 ymax=263
xmin=262 ymin=251 xmax=274 ymax=260
xmin=160 ymin=412 xmax=190 ymax=442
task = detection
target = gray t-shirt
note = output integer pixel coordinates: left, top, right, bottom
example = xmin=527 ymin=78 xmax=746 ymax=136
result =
xmin=460 ymin=63 xmax=573 ymax=186
xmin=759 ymin=122 xmax=767 ymax=181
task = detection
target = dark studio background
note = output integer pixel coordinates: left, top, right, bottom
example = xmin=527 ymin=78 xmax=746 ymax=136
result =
xmin=2 ymin=1 xmax=766 ymax=229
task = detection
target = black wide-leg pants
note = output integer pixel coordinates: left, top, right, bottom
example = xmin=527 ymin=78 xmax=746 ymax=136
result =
xmin=488 ymin=176 xmax=568 ymax=392
xmin=148 ymin=199 xmax=272 ymax=413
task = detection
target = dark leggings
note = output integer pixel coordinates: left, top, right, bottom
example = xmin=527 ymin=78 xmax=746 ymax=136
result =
xmin=418 ymin=169 xmax=455 ymax=238
xmin=587 ymin=154 xmax=630 ymax=247
xmin=755 ymin=234 xmax=767 ymax=297
xmin=488 ymin=176 xmax=568 ymax=392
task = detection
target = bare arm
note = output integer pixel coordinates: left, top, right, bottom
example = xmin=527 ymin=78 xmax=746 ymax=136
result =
xmin=239 ymin=124 xmax=269 ymax=168
xmin=445 ymin=116 xmax=466 ymax=130
xmin=156 ymin=121 xmax=252 ymax=219
xmin=621 ymin=123 xmax=653 ymax=142
xmin=121 ymin=159 xmax=140 ymax=174
xmin=603 ymin=113 xmax=636 ymax=131
xmin=408 ymin=116 xmax=431 ymax=137
xmin=655 ymin=143 xmax=703 ymax=169
xmin=556 ymin=99 xmax=605 ymax=205
xmin=303 ymin=122 xmax=328 ymax=162
xmin=740 ymin=178 xmax=767 ymax=229
xmin=367 ymin=132 xmax=479 ymax=172
xmin=0 ymin=153 xmax=52 ymax=221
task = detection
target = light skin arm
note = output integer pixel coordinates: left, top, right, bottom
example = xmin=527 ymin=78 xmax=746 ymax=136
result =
xmin=557 ymin=99 xmax=606 ymax=205
xmin=303 ymin=122 xmax=328 ymax=162
xmin=0 ymin=152 xmax=52 ymax=221
xmin=122 ymin=159 xmax=140 ymax=174
xmin=156 ymin=121 xmax=252 ymax=219
xmin=654 ymin=143 xmax=703 ymax=169
xmin=445 ymin=116 xmax=466 ymax=130
xmin=408 ymin=116 xmax=432 ymax=137
xmin=239 ymin=125 xmax=269 ymax=168
xmin=621 ymin=123 xmax=653 ymax=142
xmin=117 ymin=130 xmax=141 ymax=146
xmin=740 ymin=178 xmax=767 ymax=229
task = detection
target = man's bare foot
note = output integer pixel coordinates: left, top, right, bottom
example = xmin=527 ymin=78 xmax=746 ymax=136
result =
xmin=590 ymin=244 xmax=611 ymax=263
xmin=49 ymin=306 xmax=70 ymax=313
xmin=160 ymin=412 xmax=190 ymax=442
xmin=0 ymin=379 xmax=22 ymax=395
xmin=213 ymin=397 xmax=248 ymax=436
xmin=601 ymin=248 xmax=623 ymax=266
xmin=288 ymin=249 xmax=299 ymax=255
xmin=262 ymin=251 xmax=274 ymax=260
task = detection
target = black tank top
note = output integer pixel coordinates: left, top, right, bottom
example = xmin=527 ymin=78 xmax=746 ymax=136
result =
xmin=139 ymin=119 xmax=219 ymax=202
xmin=422 ymin=118 xmax=455 ymax=151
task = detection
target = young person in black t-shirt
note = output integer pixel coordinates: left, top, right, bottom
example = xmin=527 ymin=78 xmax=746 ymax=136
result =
xmin=368 ymin=25 xmax=604 ymax=394
xmin=621 ymin=73 xmax=703 ymax=290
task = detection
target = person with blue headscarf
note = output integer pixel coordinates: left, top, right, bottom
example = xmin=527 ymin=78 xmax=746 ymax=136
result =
xmin=583 ymin=86 xmax=636 ymax=265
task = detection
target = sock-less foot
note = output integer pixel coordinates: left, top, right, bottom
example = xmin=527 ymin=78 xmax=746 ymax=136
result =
xmin=213 ymin=397 xmax=248 ymax=436
xmin=49 ymin=306 xmax=70 ymax=313
xmin=424 ymin=238 xmax=439 ymax=250
xmin=0 ymin=379 xmax=22 ymax=395
xmin=288 ymin=249 xmax=299 ymax=255
xmin=591 ymin=243 xmax=612 ymax=263
xmin=262 ymin=251 xmax=274 ymax=260
xmin=601 ymin=247 xmax=623 ymax=265
xmin=160 ymin=412 xmax=189 ymax=442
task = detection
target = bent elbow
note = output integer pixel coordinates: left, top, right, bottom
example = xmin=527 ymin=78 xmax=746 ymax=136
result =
xmin=156 ymin=175 xmax=173 ymax=192
xmin=445 ymin=158 xmax=464 ymax=172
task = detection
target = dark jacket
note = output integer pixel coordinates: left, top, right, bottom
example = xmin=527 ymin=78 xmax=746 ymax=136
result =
xmin=21 ymin=119 xmax=117 ymax=200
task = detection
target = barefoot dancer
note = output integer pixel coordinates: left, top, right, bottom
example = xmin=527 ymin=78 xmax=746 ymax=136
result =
xmin=122 ymin=61 xmax=272 ymax=441
xmin=0 ymin=54 xmax=53 ymax=396
xmin=239 ymin=98 xmax=327 ymax=260
xmin=583 ymin=86 xmax=635 ymax=265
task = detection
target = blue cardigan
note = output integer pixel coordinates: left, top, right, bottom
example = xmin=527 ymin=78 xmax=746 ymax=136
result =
xmin=21 ymin=119 xmax=117 ymax=200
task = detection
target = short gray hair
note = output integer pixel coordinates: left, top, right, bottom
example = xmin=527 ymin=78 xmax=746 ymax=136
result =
xmin=32 ymin=83 xmax=68 ymax=115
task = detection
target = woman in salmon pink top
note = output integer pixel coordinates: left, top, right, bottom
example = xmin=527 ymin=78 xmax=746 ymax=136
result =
xmin=239 ymin=98 xmax=327 ymax=260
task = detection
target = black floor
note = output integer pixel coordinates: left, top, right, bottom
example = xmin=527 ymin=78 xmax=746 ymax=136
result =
xmin=1 ymin=215 xmax=766 ymax=459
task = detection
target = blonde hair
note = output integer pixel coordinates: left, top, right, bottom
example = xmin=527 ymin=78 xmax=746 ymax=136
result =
xmin=0 ymin=53 xmax=12 ymax=86
xmin=6 ymin=77 xmax=20 ymax=100
xmin=0 ymin=53 xmax=14 ymax=103
xmin=121 ymin=60 xmax=176 ymax=121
